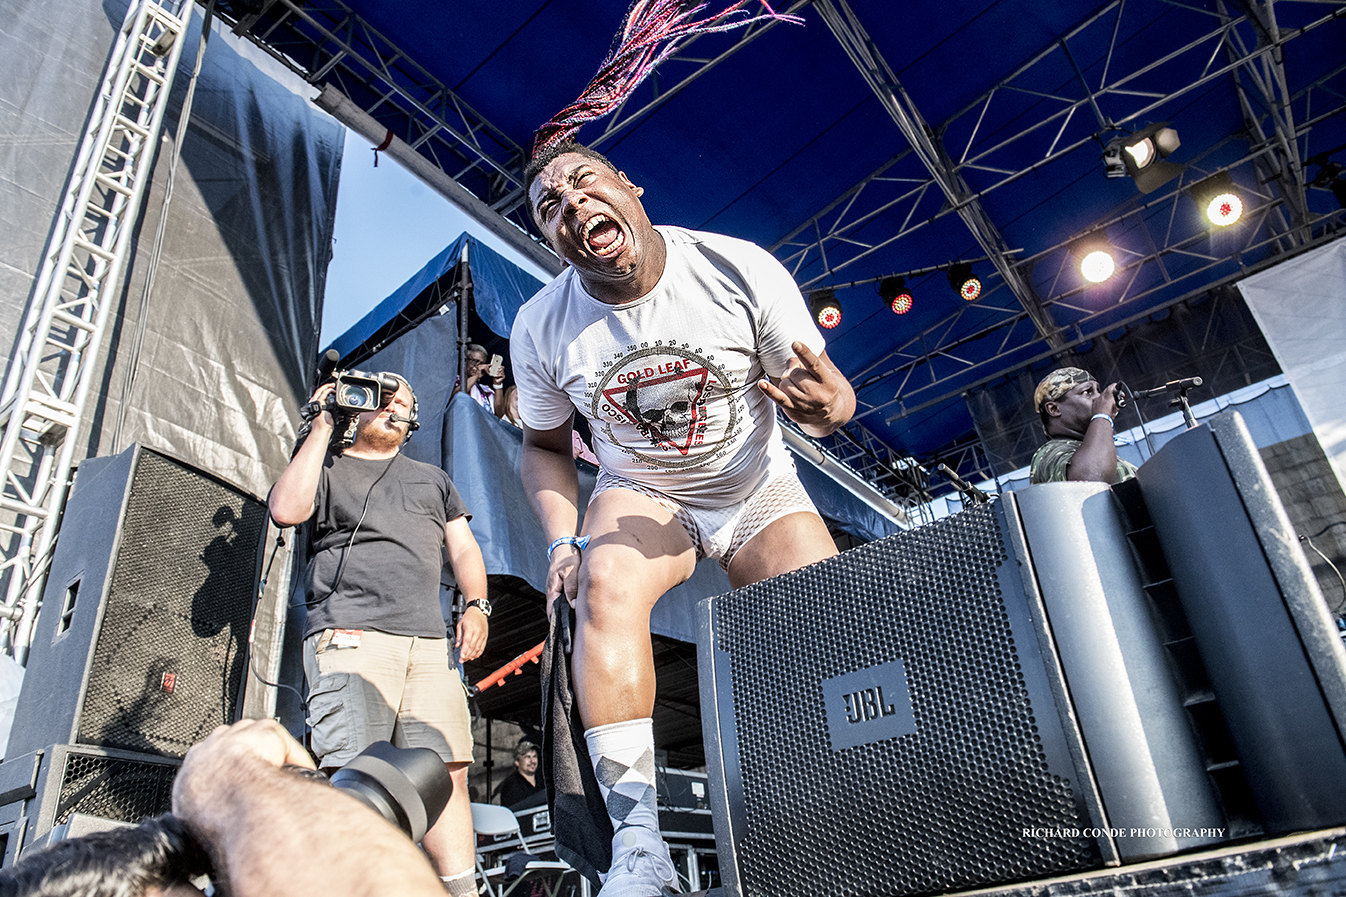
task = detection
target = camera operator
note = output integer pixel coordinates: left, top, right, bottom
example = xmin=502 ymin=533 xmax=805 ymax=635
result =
xmin=269 ymin=374 xmax=490 ymax=896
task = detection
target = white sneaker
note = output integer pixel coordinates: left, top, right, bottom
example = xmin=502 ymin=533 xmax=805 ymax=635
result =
xmin=599 ymin=827 xmax=679 ymax=897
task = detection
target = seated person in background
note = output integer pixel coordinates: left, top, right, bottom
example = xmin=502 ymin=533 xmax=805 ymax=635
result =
xmin=495 ymin=740 xmax=547 ymax=810
xmin=1029 ymin=367 xmax=1137 ymax=485
xmin=453 ymin=343 xmax=507 ymax=416
xmin=0 ymin=719 xmax=445 ymax=897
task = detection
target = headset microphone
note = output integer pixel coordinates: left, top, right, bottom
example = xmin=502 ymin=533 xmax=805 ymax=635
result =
xmin=389 ymin=413 xmax=420 ymax=431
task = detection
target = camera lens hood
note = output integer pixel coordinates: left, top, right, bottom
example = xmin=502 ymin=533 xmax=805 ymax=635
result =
xmin=330 ymin=742 xmax=453 ymax=843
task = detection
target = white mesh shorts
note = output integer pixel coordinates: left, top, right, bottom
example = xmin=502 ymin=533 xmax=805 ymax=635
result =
xmin=591 ymin=462 xmax=820 ymax=571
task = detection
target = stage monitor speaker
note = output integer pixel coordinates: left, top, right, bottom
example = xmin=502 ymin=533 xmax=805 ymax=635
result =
xmin=0 ymin=743 xmax=179 ymax=863
xmin=1134 ymin=411 xmax=1346 ymax=833
xmin=699 ymin=499 xmax=1114 ymax=897
xmin=6 ymin=445 xmax=268 ymax=760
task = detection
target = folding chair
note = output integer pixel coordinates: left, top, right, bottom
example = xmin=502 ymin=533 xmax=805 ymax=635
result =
xmin=471 ymin=802 xmax=578 ymax=897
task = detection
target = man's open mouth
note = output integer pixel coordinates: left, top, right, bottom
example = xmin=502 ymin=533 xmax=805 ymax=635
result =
xmin=581 ymin=214 xmax=625 ymax=257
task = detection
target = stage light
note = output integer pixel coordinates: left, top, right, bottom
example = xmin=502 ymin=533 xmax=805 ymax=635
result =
xmin=1190 ymin=171 xmax=1242 ymax=226
xmin=879 ymin=276 xmax=914 ymax=315
xmin=809 ymin=289 xmax=842 ymax=329
xmin=1103 ymin=123 xmax=1183 ymax=193
xmin=1081 ymin=250 xmax=1114 ymax=282
xmin=946 ymin=263 xmax=980 ymax=301
xmin=1071 ymin=236 xmax=1115 ymax=283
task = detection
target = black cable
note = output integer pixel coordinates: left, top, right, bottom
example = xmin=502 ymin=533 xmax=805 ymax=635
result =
xmin=1307 ymin=520 xmax=1346 ymax=540
xmin=291 ymin=454 xmax=399 ymax=609
xmin=243 ymin=529 xmax=310 ymax=717
xmin=248 ymin=650 xmax=309 ymax=716
xmin=1300 ymin=533 xmax=1346 ymax=612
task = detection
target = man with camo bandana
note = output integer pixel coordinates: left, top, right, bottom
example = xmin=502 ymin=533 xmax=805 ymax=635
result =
xmin=1028 ymin=367 xmax=1137 ymax=485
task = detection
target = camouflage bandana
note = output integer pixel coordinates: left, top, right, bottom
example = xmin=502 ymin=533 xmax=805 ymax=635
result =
xmin=1034 ymin=367 xmax=1092 ymax=412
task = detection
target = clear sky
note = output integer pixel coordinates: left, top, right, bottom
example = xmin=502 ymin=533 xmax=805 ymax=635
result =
xmin=321 ymin=128 xmax=552 ymax=345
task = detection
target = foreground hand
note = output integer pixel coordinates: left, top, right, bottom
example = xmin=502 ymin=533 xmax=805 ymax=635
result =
xmin=174 ymin=719 xmax=313 ymax=818
xmin=545 ymin=547 xmax=581 ymax=618
xmin=307 ymin=382 xmax=337 ymax=430
xmin=456 ymin=607 xmax=489 ymax=662
xmin=758 ymin=342 xmax=852 ymax=434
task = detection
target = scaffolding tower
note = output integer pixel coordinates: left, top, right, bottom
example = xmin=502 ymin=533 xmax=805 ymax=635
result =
xmin=0 ymin=0 xmax=193 ymax=660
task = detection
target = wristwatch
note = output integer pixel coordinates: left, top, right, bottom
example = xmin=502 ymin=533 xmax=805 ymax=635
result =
xmin=466 ymin=598 xmax=492 ymax=618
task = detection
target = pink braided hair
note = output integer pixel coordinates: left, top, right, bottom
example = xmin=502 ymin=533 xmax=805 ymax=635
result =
xmin=531 ymin=0 xmax=803 ymax=158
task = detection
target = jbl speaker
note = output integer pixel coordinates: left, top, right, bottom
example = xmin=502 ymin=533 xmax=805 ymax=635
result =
xmin=699 ymin=499 xmax=1113 ymax=897
xmin=1133 ymin=411 xmax=1346 ymax=832
xmin=6 ymin=444 xmax=268 ymax=760
xmin=699 ymin=411 xmax=1346 ymax=897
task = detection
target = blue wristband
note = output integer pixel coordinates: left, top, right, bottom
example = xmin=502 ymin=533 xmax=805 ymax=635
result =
xmin=547 ymin=534 xmax=591 ymax=561
xmin=1090 ymin=412 xmax=1114 ymax=426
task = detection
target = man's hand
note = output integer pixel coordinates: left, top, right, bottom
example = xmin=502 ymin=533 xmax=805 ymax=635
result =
xmin=545 ymin=545 xmax=582 ymax=615
xmin=173 ymin=719 xmax=313 ymax=820
xmin=1093 ymin=383 xmax=1122 ymax=419
xmin=307 ymin=382 xmax=337 ymax=432
xmin=757 ymin=342 xmax=855 ymax=436
xmin=456 ymin=606 xmax=489 ymax=662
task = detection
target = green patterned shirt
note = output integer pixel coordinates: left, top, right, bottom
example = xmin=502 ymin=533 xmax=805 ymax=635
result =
xmin=1028 ymin=437 xmax=1137 ymax=485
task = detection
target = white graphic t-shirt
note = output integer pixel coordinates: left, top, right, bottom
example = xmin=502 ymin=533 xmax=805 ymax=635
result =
xmin=510 ymin=226 xmax=825 ymax=507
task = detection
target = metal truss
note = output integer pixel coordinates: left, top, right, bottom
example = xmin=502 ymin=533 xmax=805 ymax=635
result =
xmin=871 ymin=195 xmax=1345 ymax=426
xmin=786 ymin=0 xmax=1346 ymax=432
xmin=217 ymin=0 xmax=532 ymax=224
xmin=0 ymin=0 xmax=193 ymax=657
xmin=814 ymin=0 xmax=1062 ymax=346
xmin=779 ymin=0 xmax=1345 ymax=289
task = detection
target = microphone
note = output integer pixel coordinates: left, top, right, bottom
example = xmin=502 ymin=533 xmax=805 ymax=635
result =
xmin=1114 ymin=382 xmax=1131 ymax=411
xmin=315 ymin=348 xmax=341 ymax=384
xmin=388 ymin=413 xmax=420 ymax=431
xmin=1131 ymin=376 xmax=1203 ymax=399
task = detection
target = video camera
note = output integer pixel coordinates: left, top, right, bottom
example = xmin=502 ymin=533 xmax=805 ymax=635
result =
xmin=327 ymin=369 xmax=401 ymax=414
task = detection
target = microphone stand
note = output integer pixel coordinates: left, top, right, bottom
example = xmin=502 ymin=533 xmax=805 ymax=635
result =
xmin=1173 ymin=386 xmax=1200 ymax=430
xmin=1132 ymin=377 xmax=1204 ymax=431
xmin=937 ymin=464 xmax=989 ymax=505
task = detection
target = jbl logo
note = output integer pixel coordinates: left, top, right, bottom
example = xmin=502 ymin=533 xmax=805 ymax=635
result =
xmin=844 ymin=686 xmax=896 ymax=723
xmin=822 ymin=659 xmax=917 ymax=750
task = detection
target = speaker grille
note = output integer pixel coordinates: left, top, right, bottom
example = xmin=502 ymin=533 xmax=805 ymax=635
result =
xmin=77 ymin=452 xmax=266 ymax=756
xmin=715 ymin=503 xmax=1099 ymax=897
xmin=55 ymin=753 xmax=177 ymax=825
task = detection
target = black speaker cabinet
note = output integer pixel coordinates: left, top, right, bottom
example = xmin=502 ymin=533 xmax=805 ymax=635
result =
xmin=6 ymin=445 xmax=268 ymax=760
xmin=699 ymin=411 xmax=1346 ymax=897
xmin=1134 ymin=411 xmax=1346 ymax=832
xmin=0 ymin=743 xmax=179 ymax=863
xmin=699 ymin=499 xmax=1114 ymax=897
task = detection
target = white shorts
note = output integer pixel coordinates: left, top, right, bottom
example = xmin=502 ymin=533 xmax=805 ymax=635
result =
xmin=591 ymin=462 xmax=820 ymax=571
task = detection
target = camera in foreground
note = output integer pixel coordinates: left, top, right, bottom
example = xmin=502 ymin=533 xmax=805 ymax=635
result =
xmin=327 ymin=741 xmax=453 ymax=843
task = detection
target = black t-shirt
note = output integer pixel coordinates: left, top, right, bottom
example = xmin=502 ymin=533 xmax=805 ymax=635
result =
xmin=496 ymin=771 xmax=546 ymax=810
xmin=303 ymin=452 xmax=470 ymax=639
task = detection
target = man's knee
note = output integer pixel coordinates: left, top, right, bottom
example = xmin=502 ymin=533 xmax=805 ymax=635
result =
xmin=577 ymin=551 xmax=665 ymax=628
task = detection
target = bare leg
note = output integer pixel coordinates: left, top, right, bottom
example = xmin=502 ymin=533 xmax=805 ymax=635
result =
xmin=573 ymin=488 xmax=697 ymax=728
xmin=421 ymin=762 xmax=474 ymax=878
xmin=727 ymin=511 xmax=837 ymax=589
